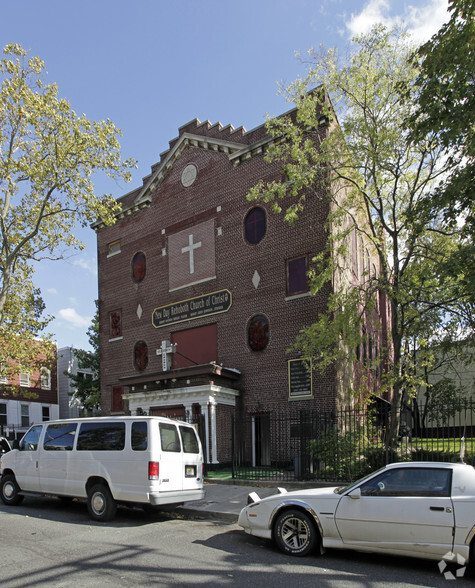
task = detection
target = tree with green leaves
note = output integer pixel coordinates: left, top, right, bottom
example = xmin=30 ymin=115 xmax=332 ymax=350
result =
xmin=248 ymin=26 xmax=472 ymax=446
xmin=0 ymin=44 xmax=135 ymax=383
xmin=67 ymin=304 xmax=101 ymax=412
xmin=407 ymin=0 xmax=474 ymax=242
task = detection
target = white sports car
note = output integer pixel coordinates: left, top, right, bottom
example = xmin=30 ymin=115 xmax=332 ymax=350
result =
xmin=238 ymin=462 xmax=475 ymax=564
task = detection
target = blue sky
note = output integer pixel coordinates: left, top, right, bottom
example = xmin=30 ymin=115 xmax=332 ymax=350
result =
xmin=0 ymin=0 xmax=449 ymax=351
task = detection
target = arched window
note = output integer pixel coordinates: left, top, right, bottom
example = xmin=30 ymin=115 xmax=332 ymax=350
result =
xmin=132 ymin=252 xmax=146 ymax=283
xmin=244 ymin=207 xmax=266 ymax=244
xmin=248 ymin=315 xmax=269 ymax=351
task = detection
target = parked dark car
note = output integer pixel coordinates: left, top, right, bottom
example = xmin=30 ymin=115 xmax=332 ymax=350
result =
xmin=0 ymin=437 xmax=11 ymax=454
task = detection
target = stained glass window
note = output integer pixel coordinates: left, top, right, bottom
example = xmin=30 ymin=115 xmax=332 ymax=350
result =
xmin=134 ymin=340 xmax=148 ymax=371
xmin=132 ymin=252 xmax=146 ymax=283
xmin=109 ymin=310 xmax=122 ymax=339
xmin=248 ymin=315 xmax=269 ymax=351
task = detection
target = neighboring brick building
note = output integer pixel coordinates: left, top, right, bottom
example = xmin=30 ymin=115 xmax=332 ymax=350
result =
xmin=0 ymin=342 xmax=58 ymax=439
xmin=95 ymin=103 xmax=381 ymax=464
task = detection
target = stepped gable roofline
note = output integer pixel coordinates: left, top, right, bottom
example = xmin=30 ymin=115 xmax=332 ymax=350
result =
xmin=134 ymin=117 xmax=257 ymax=206
xmin=94 ymin=90 xmax=327 ymax=228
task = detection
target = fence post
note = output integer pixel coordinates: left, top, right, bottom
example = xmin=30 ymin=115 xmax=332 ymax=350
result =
xmin=231 ymin=414 xmax=235 ymax=479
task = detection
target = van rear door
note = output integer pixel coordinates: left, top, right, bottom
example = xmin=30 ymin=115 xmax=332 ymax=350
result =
xmin=178 ymin=424 xmax=203 ymax=492
xmin=158 ymin=422 xmax=183 ymax=493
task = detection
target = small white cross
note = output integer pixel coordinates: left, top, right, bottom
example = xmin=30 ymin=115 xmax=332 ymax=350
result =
xmin=156 ymin=340 xmax=177 ymax=372
xmin=181 ymin=233 xmax=202 ymax=274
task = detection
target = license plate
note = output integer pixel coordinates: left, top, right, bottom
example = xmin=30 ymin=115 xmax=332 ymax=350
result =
xmin=185 ymin=465 xmax=196 ymax=478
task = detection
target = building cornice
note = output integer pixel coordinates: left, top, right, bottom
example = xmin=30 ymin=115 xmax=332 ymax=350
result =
xmin=118 ymin=362 xmax=241 ymax=388
xmin=122 ymin=383 xmax=239 ymax=408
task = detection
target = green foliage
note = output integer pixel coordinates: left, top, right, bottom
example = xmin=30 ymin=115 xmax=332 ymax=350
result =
xmin=309 ymin=426 xmax=369 ymax=480
xmin=423 ymin=378 xmax=467 ymax=426
xmin=406 ymin=0 xmax=474 ymax=305
xmin=363 ymin=446 xmax=400 ymax=471
xmin=66 ymin=303 xmax=100 ymax=411
xmin=247 ymin=26 xmax=473 ymax=445
xmin=0 ymin=43 xmax=136 ymax=367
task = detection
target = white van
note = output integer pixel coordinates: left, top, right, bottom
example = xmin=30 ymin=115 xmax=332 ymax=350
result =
xmin=0 ymin=416 xmax=205 ymax=521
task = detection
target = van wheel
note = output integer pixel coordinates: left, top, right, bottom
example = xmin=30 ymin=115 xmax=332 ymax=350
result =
xmin=0 ymin=474 xmax=24 ymax=506
xmin=87 ymin=484 xmax=117 ymax=522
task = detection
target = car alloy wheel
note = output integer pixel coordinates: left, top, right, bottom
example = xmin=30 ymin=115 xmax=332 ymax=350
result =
xmin=274 ymin=509 xmax=318 ymax=556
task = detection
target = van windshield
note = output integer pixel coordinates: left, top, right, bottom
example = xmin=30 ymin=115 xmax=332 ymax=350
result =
xmin=19 ymin=425 xmax=43 ymax=451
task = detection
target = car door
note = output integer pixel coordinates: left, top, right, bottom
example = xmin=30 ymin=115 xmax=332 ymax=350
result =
xmin=335 ymin=466 xmax=455 ymax=559
xmin=13 ymin=425 xmax=44 ymax=492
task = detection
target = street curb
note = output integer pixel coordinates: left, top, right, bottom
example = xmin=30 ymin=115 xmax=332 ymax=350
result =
xmin=175 ymin=506 xmax=238 ymax=524
xmin=204 ymin=478 xmax=338 ymax=490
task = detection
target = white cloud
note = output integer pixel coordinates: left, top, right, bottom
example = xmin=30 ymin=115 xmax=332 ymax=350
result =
xmin=57 ymin=308 xmax=91 ymax=328
xmin=346 ymin=0 xmax=449 ymax=44
xmin=72 ymin=256 xmax=97 ymax=276
xmin=47 ymin=287 xmax=58 ymax=295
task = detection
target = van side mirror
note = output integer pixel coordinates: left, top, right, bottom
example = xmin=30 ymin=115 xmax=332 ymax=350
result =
xmin=13 ymin=439 xmax=20 ymax=450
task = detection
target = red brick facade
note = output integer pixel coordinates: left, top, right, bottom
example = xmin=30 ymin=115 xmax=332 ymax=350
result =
xmin=0 ymin=341 xmax=58 ymax=435
xmin=96 ymin=109 xmax=351 ymax=464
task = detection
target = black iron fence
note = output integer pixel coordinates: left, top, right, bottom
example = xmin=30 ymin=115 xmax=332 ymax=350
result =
xmin=232 ymin=398 xmax=475 ymax=483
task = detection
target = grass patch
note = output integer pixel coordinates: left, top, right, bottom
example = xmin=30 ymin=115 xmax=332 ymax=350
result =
xmin=409 ymin=437 xmax=474 ymax=454
xmin=206 ymin=468 xmax=233 ymax=480
xmin=206 ymin=466 xmax=283 ymax=480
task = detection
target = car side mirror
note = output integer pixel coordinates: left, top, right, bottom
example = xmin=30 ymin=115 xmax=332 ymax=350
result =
xmin=349 ymin=487 xmax=361 ymax=499
xmin=12 ymin=439 xmax=20 ymax=450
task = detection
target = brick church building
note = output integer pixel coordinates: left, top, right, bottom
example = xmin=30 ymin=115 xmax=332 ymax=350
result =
xmin=95 ymin=102 xmax=382 ymax=465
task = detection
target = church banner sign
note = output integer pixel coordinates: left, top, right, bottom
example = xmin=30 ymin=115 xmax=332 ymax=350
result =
xmin=152 ymin=289 xmax=232 ymax=328
xmin=288 ymin=358 xmax=313 ymax=399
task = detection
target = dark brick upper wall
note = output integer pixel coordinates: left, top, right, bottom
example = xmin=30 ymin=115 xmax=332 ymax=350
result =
xmin=97 ymin=110 xmax=338 ymax=416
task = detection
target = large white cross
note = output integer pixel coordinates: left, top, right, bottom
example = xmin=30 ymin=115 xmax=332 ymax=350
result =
xmin=181 ymin=233 xmax=202 ymax=274
xmin=156 ymin=340 xmax=177 ymax=372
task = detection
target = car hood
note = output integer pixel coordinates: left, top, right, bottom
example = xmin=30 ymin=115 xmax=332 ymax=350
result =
xmin=253 ymin=485 xmax=341 ymax=506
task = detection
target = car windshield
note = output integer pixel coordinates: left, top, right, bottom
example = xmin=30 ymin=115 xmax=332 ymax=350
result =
xmin=334 ymin=466 xmax=387 ymax=495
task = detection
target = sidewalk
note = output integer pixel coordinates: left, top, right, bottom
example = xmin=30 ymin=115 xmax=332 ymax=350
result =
xmin=177 ymin=478 xmax=325 ymax=523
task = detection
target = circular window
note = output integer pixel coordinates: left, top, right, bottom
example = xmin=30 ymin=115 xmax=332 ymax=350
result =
xmin=245 ymin=207 xmax=266 ymax=244
xmin=132 ymin=252 xmax=146 ymax=283
xmin=181 ymin=164 xmax=197 ymax=187
xmin=134 ymin=340 xmax=148 ymax=371
xmin=248 ymin=315 xmax=269 ymax=351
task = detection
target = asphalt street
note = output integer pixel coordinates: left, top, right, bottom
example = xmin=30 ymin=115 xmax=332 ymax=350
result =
xmin=0 ymin=483 xmax=473 ymax=587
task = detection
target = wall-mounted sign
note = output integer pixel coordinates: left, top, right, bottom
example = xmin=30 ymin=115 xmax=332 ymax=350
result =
xmin=288 ymin=358 xmax=313 ymax=399
xmin=152 ymin=289 xmax=232 ymax=328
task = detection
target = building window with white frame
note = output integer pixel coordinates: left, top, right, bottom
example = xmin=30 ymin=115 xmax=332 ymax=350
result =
xmin=19 ymin=371 xmax=30 ymax=387
xmin=107 ymin=239 xmax=121 ymax=257
xmin=21 ymin=404 xmax=29 ymax=427
xmin=41 ymin=367 xmax=51 ymax=390
xmin=0 ymin=403 xmax=6 ymax=426
xmin=0 ymin=364 xmax=7 ymax=385
xmin=42 ymin=406 xmax=50 ymax=421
